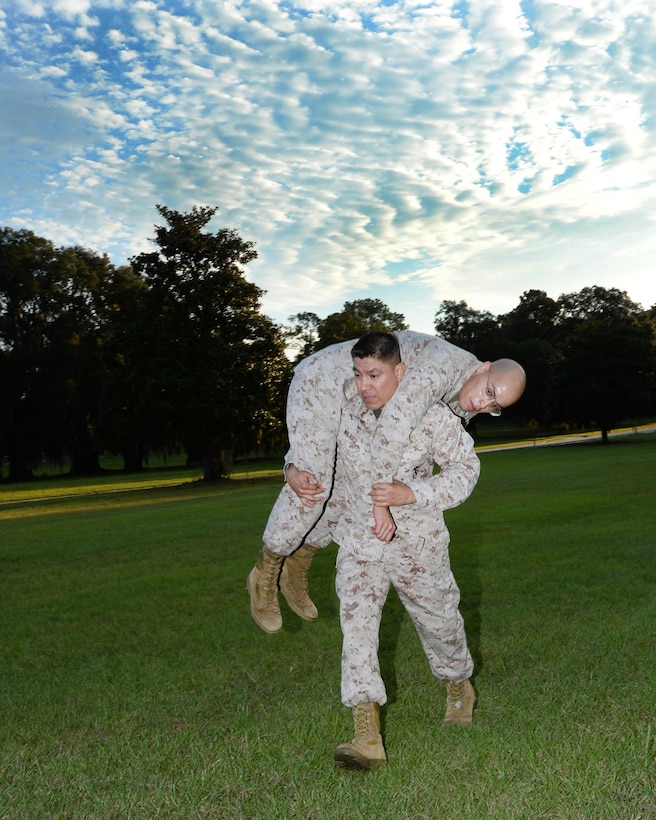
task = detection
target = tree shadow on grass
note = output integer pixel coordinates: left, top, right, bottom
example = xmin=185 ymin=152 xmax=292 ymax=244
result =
xmin=376 ymin=541 xmax=484 ymax=713
xmin=450 ymin=539 xmax=484 ymax=679
xmin=378 ymin=585 xmax=405 ymax=709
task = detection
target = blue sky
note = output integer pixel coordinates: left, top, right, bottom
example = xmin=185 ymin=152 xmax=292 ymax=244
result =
xmin=1 ymin=0 xmax=655 ymax=334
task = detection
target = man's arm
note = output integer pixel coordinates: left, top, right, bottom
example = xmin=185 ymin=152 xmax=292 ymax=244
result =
xmin=284 ymin=463 xmax=326 ymax=508
xmin=370 ymin=479 xmax=416 ymax=508
xmin=371 ymin=503 xmax=397 ymax=542
xmin=371 ymin=402 xmax=480 ymax=512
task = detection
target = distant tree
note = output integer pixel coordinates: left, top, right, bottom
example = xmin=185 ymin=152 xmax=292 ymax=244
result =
xmin=548 ymin=287 xmax=656 ymax=442
xmin=557 ymin=286 xmax=639 ymax=322
xmin=497 ymin=290 xmax=560 ymax=425
xmin=315 ymin=298 xmax=408 ymax=350
xmin=53 ymin=246 xmax=137 ymax=476
xmin=94 ymin=264 xmax=153 ymax=472
xmin=0 ymin=229 xmax=119 ymax=479
xmin=129 ymin=205 xmax=290 ymax=479
xmin=0 ymin=228 xmax=60 ymax=480
xmin=433 ymin=300 xmax=501 ymax=358
xmin=285 ymin=311 xmax=321 ymax=364
xmin=500 ymin=290 xmax=559 ymax=346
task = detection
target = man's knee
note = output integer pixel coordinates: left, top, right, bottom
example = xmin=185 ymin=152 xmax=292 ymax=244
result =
xmin=263 ymin=487 xmax=325 ymax=554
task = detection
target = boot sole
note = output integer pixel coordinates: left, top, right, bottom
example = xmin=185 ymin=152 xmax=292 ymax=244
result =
xmin=333 ymin=747 xmax=386 ymax=771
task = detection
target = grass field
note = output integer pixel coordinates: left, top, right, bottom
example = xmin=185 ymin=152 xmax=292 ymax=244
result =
xmin=1 ymin=436 xmax=655 ymax=818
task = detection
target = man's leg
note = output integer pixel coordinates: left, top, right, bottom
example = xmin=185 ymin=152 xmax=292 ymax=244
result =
xmin=249 ymin=485 xmax=326 ymax=633
xmin=262 ymin=483 xmax=327 ymax=554
xmin=277 ymin=476 xmax=345 ymax=620
xmin=333 ymin=551 xmax=389 ymax=769
xmin=390 ymin=541 xmax=475 ymax=724
xmin=249 ymin=437 xmax=339 ymax=632
xmin=277 ymin=544 xmax=320 ymax=621
xmin=247 ymin=548 xmax=286 ymax=634
xmin=248 ymin=346 xmax=349 ymax=630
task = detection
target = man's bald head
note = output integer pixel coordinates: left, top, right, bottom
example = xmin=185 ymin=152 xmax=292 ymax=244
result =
xmin=457 ymin=359 xmax=526 ymax=416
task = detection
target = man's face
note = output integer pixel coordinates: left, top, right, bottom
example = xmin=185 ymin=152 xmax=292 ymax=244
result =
xmin=353 ymin=356 xmax=405 ymax=411
xmin=457 ymin=362 xmax=519 ymax=415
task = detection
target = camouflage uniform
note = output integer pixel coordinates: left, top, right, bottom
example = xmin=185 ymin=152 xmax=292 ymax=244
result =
xmin=262 ymin=331 xmax=479 ymax=554
xmin=334 ymin=398 xmax=480 ymax=707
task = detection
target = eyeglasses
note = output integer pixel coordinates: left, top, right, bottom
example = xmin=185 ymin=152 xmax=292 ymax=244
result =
xmin=485 ymin=373 xmax=502 ymax=417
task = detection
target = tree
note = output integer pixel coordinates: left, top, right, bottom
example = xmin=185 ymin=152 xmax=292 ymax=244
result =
xmin=129 ymin=205 xmax=290 ymax=479
xmin=500 ymin=290 xmax=559 ymax=346
xmin=285 ymin=311 xmax=321 ymax=364
xmin=497 ymin=291 xmax=560 ymax=425
xmin=94 ymin=263 xmax=153 ymax=472
xmin=548 ymin=287 xmax=656 ymax=442
xmin=52 ymin=246 xmax=131 ymax=476
xmin=0 ymin=228 xmax=60 ymax=480
xmin=433 ymin=300 xmax=501 ymax=358
xmin=0 ymin=229 xmax=125 ymax=478
xmin=315 ymin=299 xmax=408 ymax=350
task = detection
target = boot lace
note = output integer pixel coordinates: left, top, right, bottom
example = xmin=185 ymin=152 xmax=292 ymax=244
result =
xmin=353 ymin=704 xmax=370 ymax=739
xmin=260 ymin=557 xmax=281 ymax=603
xmin=446 ymin=681 xmax=464 ymax=711
xmin=263 ymin=573 xmax=278 ymax=600
xmin=289 ymin=552 xmax=310 ymax=584
xmin=296 ymin=561 xmax=310 ymax=583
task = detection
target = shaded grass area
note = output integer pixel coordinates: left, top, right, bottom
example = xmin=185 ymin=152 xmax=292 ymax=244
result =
xmin=0 ymin=457 xmax=283 ymax=506
xmin=1 ymin=438 xmax=655 ymax=818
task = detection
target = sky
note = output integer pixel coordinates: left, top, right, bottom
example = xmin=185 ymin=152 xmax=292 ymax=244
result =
xmin=1 ymin=0 xmax=655 ymax=335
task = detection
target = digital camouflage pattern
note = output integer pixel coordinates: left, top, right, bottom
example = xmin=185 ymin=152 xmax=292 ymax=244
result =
xmin=335 ymin=400 xmax=480 ymax=707
xmin=263 ymin=331 xmax=479 ymax=554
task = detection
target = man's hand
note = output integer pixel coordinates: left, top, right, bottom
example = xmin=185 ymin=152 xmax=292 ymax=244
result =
xmin=371 ymin=504 xmax=396 ymax=542
xmin=286 ymin=463 xmax=326 ymax=508
xmin=370 ymin=480 xmax=416 ymax=508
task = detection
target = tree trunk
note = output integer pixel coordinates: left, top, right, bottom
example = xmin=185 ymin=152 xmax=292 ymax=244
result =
xmin=202 ymin=447 xmax=233 ymax=480
xmin=122 ymin=444 xmax=145 ymax=473
xmin=6 ymin=455 xmax=34 ymax=483
xmin=70 ymin=445 xmax=102 ymax=475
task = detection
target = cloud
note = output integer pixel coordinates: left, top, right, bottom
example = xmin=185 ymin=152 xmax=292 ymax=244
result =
xmin=0 ymin=0 xmax=655 ymax=335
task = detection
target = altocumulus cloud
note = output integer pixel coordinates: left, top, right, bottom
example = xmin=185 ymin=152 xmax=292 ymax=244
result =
xmin=0 ymin=0 xmax=655 ymax=332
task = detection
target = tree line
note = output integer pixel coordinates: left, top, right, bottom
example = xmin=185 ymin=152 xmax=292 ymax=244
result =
xmin=2 ymin=205 xmax=655 ymax=483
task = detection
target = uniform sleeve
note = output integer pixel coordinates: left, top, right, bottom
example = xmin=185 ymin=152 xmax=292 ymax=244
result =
xmin=284 ymin=340 xmax=355 ymax=475
xmin=396 ymin=331 xmax=480 ymax=425
xmin=395 ymin=402 xmax=480 ymax=511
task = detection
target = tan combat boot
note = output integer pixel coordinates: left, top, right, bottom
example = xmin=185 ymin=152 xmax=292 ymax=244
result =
xmin=247 ymin=548 xmax=285 ymax=634
xmin=279 ymin=544 xmax=320 ymax=621
xmin=443 ymin=678 xmax=476 ymax=725
xmin=333 ymin=702 xmax=387 ymax=770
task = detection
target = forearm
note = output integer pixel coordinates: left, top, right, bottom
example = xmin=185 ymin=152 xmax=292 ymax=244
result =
xmin=404 ymin=455 xmax=480 ymax=510
xmin=284 ymin=462 xmax=326 ymax=507
xmin=370 ymin=480 xmax=416 ymax=508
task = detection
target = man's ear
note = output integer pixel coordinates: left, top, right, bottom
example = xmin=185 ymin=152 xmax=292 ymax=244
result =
xmin=475 ymin=360 xmax=492 ymax=374
xmin=396 ymin=362 xmax=406 ymax=381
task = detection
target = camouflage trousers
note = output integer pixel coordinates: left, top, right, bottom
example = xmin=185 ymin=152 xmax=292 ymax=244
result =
xmin=262 ymin=441 xmax=347 ymax=556
xmin=262 ymin=352 xmax=344 ymax=555
xmin=335 ymin=545 xmax=473 ymax=707
xmin=262 ymin=483 xmax=330 ymax=555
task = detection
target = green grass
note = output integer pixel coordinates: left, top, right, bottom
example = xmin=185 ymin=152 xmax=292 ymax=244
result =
xmin=1 ymin=453 xmax=284 ymax=485
xmin=1 ymin=438 xmax=655 ymax=818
